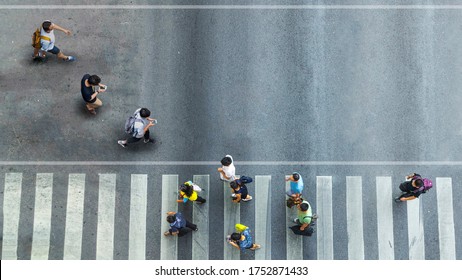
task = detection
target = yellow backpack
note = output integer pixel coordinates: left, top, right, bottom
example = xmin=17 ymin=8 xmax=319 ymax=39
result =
xmin=31 ymin=28 xmax=50 ymax=48
xmin=235 ymin=224 xmax=247 ymax=233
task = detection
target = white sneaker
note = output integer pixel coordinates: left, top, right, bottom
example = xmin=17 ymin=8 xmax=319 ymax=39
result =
xmin=117 ymin=140 xmax=126 ymax=148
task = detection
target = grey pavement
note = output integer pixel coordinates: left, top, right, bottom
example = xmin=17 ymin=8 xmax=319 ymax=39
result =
xmin=0 ymin=1 xmax=461 ymax=260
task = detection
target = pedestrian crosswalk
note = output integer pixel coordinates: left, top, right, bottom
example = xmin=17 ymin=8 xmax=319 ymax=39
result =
xmin=1 ymin=172 xmax=459 ymax=260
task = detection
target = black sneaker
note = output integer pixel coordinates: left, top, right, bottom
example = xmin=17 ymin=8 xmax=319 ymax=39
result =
xmin=144 ymin=138 xmax=155 ymax=144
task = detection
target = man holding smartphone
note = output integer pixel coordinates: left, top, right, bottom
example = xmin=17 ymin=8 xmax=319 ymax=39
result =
xmin=80 ymin=74 xmax=107 ymax=115
xmin=118 ymin=108 xmax=156 ymax=147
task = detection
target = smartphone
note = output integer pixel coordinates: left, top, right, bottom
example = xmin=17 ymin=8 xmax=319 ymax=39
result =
xmin=100 ymin=85 xmax=107 ymax=90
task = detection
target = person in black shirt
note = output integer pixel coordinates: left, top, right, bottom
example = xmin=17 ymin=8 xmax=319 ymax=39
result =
xmin=80 ymin=74 xmax=107 ymax=115
xmin=395 ymin=173 xmax=425 ymax=202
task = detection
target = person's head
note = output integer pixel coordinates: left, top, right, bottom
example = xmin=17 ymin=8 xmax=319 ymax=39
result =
xmin=166 ymin=215 xmax=175 ymax=223
xmin=230 ymin=181 xmax=240 ymax=190
xmin=139 ymin=108 xmax=151 ymax=118
xmin=88 ymin=75 xmax=101 ymax=86
xmin=292 ymin=172 xmax=300 ymax=181
xmin=298 ymin=202 xmax=309 ymax=212
xmin=42 ymin=21 xmax=53 ymax=32
xmin=221 ymin=156 xmax=232 ymax=166
xmin=180 ymin=183 xmax=193 ymax=196
xmin=413 ymin=179 xmax=424 ymax=188
xmin=230 ymin=233 xmax=242 ymax=241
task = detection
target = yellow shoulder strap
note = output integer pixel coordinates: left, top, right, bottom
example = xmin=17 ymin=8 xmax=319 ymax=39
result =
xmin=38 ymin=28 xmax=51 ymax=41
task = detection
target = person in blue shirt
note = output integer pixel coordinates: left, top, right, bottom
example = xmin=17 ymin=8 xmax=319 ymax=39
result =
xmin=286 ymin=172 xmax=304 ymax=197
xmin=163 ymin=211 xmax=198 ymax=237
xmin=228 ymin=227 xmax=260 ymax=251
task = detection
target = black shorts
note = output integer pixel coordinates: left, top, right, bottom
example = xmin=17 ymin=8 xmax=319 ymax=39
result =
xmin=47 ymin=46 xmax=60 ymax=54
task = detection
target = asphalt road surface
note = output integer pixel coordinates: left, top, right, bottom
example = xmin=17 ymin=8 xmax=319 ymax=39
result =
xmin=0 ymin=1 xmax=461 ymax=260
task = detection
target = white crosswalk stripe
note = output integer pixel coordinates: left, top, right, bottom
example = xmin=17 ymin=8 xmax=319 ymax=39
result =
xmin=0 ymin=172 xmax=459 ymax=260
xmin=376 ymin=176 xmax=395 ymax=260
xmin=346 ymin=176 xmax=364 ymax=260
xmin=31 ymin=173 xmax=53 ymax=260
xmin=63 ymin=174 xmax=85 ymax=260
xmin=96 ymin=174 xmax=116 ymax=260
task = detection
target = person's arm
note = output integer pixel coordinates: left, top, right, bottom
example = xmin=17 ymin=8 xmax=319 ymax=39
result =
xmin=52 ymin=23 xmax=71 ymax=35
xmin=217 ymin=168 xmax=231 ymax=180
xmin=143 ymin=121 xmax=155 ymax=133
xmin=400 ymin=196 xmax=416 ymax=201
xmin=233 ymin=194 xmax=241 ymax=203
xmin=166 ymin=211 xmax=176 ymax=215
xmin=300 ymin=222 xmax=310 ymax=231
xmin=228 ymin=240 xmax=240 ymax=250
xmin=90 ymin=91 xmax=100 ymax=100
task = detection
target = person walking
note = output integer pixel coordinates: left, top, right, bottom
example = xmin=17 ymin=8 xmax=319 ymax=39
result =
xmin=118 ymin=108 xmax=156 ymax=147
xmin=80 ymin=74 xmax=107 ymax=115
xmin=177 ymin=181 xmax=206 ymax=204
xmin=395 ymin=173 xmax=433 ymax=202
xmin=289 ymin=199 xmax=318 ymax=236
xmin=230 ymin=178 xmax=252 ymax=203
xmin=227 ymin=224 xmax=260 ymax=251
xmin=163 ymin=211 xmax=198 ymax=237
xmin=218 ymin=155 xmax=236 ymax=182
xmin=285 ymin=172 xmax=304 ymax=208
xmin=32 ymin=20 xmax=75 ymax=61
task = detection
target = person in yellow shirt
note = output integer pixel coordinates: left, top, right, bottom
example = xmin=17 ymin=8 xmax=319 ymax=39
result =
xmin=177 ymin=181 xmax=206 ymax=204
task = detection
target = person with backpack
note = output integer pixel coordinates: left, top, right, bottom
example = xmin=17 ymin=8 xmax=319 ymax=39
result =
xmin=80 ymin=74 xmax=107 ymax=115
xmin=217 ymin=155 xmax=236 ymax=182
xmin=32 ymin=20 xmax=75 ymax=62
xmin=230 ymin=177 xmax=253 ymax=203
xmin=395 ymin=173 xmax=433 ymax=202
xmin=177 ymin=181 xmax=206 ymax=204
xmin=289 ymin=199 xmax=318 ymax=236
xmin=118 ymin=108 xmax=156 ymax=147
xmin=227 ymin=224 xmax=260 ymax=251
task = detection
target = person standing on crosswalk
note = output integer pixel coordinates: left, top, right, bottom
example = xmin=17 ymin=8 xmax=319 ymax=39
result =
xmin=230 ymin=178 xmax=252 ymax=202
xmin=118 ymin=108 xmax=156 ymax=147
xmin=217 ymin=155 xmax=236 ymax=181
xmin=163 ymin=211 xmax=198 ymax=237
xmin=177 ymin=181 xmax=206 ymax=204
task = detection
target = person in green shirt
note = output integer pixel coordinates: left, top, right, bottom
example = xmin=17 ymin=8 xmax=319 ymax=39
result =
xmin=293 ymin=200 xmax=314 ymax=231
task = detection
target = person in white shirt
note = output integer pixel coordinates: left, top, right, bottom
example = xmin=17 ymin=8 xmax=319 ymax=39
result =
xmin=33 ymin=20 xmax=75 ymax=61
xmin=218 ymin=155 xmax=236 ymax=181
xmin=118 ymin=108 xmax=156 ymax=147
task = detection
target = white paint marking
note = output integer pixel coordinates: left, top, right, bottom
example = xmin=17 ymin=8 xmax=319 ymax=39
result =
xmin=63 ymin=174 xmax=85 ymax=260
xmin=31 ymin=173 xmax=53 ymax=260
xmin=285 ymin=176 xmax=303 ymax=260
xmin=436 ymin=178 xmax=456 ymax=260
xmin=128 ymin=174 xmax=148 ymax=260
xmin=346 ymin=176 xmax=364 ymax=260
xmin=160 ymin=175 xmax=178 ymax=260
xmin=317 ymin=176 xmax=334 ymax=260
xmin=255 ymin=175 xmax=271 ymax=260
xmin=192 ymin=175 xmax=209 ymax=260
xmin=2 ymin=173 xmax=22 ymax=260
xmin=376 ymin=176 xmax=394 ymax=260
xmin=407 ymin=199 xmax=425 ymax=259
xmin=96 ymin=174 xmax=116 ymax=260
xmin=224 ymin=178 xmax=240 ymax=260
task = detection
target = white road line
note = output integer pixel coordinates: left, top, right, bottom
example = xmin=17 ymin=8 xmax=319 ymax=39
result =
xmin=96 ymin=174 xmax=116 ymax=260
xmin=2 ymin=173 xmax=22 ymax=260
xmin=128 ymin=174 xmax=148 ymax=260
xmin=224 ymin=178 xmax=240 ymax=260
xmin=376 ymin=176 xmax=394 ymax=260
xmin=0 ymin=161 xmax=461 ymax=166
xmin=31 ymin=173 xmax=53 ymax=260
xmin=2 ymin=5 xmax=462 ymax=10
xmin=407 ymin=199 xmax=425 ymax=260
xmin=436 ymin=178 xmax=456 ymax=260
xmin=346 ymin=176 xmax=364 ymax=260
xmin=255 ymin=175 xmax=271 ymax=260
xmin=160 ymin=175 xmax=178 ymax=260
xmin=63 ymin=174 xmax=85 ymax=260
xmin=317 ymin=176 xmax=334 ymax=260
xmin=285 ymin=176 xmax=303 ymax=260
xmin=192 ymin=175 xmax=209 ymax=260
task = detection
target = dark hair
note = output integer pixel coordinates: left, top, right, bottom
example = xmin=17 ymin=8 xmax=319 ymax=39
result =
xmin=42 ymin=21 xmax=52 ymax=31
xmin=292 ymin=173 xmax=300 ymax=181
xmin=230 ymin=181 xmax=239 ymax=190
xmin=221 ymin=156 xmax=232 ymax=166
xmin=180 ymin=184 xmax=193 ymax=197
xmin=140 ymin=108 xmax=151 ymax=118
xmin=88 ymin=75 xmax=101 ymax=86
xmin=166 ymin=215 xmax=175 ymax=223
xmin=230 ymin=233 xmax=241 ymax=241
xmin=299 ymin=202 xmax=309 ymax=212
xmin=414 ymin=179 xmax=424 ymax=188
